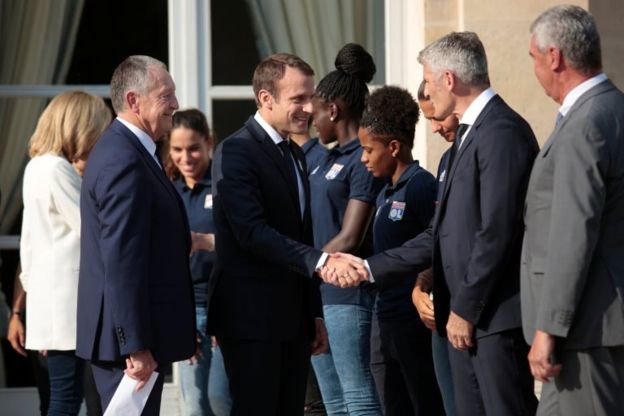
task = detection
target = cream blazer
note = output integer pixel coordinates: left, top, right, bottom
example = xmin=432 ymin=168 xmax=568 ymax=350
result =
xmin=20 ymin=154 xmax=81 ymax=350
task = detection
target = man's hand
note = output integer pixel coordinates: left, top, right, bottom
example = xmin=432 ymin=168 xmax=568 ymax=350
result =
xmin=190 ymin=232 xmax=215 ymax=254
xmin=446 ymin=311 xmax=474 ymax=351
xmin=311 ymin=318 xmax=329 ymax=355
xmin=125 ymin=349 xmax=158 ymax=391
xmin=320 ymin=253 xmax=368 ymax=288
xmin=187 ymin=333 xmax=203 ymax=365
xmin=7 ymin=313 xmax=27 ymax=357
xmin=412 ymin=286 xmax=436 ymax=331
xmin=528 ymin=330 xmax=562 ymax=383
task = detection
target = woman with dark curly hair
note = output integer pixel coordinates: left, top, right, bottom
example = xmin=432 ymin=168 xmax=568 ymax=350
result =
xmin=359 ymin=85 xmax=444 ymax=415
xmin=309 ymin=43 xmax=384 ymax=415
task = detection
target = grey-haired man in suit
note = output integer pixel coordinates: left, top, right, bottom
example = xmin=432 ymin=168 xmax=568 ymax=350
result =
xmin=523 ymin=5 xmax=624 ymax=415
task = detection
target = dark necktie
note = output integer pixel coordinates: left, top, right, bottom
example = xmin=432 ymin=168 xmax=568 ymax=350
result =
xmin=277 ymin=140 xmax=298 ymax=186
xmin=153 ymin=149 xmax=164 ymax=172
xmin=447 ymin=123 xmax=468 ymax=171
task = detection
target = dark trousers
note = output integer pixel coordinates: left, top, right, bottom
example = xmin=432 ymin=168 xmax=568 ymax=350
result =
xmin=219 ymin=331 xmax=311 ymax=416
xmin=370 ymin=314 xmax=444 ymax=416
xmin=29 ymin=351 xmax=101 ymax=416
xmin=47 ymin=350 xmax=84 ymax=416
xmin=30 ymin=350 xmax=50 ymax=415
xmin=90 ymin=361 xmax=165 ymax=415
xmin=447 ymin=328 xmax=537 ymax=416
xmin=83 ymin=361 xmax=103 ymax=415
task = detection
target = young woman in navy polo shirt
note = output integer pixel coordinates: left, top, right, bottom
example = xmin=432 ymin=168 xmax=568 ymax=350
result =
xmin=359 ymin=86 xmax=444 ymax=415
xmin=309 ymin=43 xmax=384 ymax=415
xmin=165 ymin=109 xmax=231 ymax=416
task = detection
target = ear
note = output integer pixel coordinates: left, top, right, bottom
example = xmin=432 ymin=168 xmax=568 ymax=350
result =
xmin=206 ymin=134 xmax=215 ymax=148
xmin=549 ymin=47 xmax=563 ymax=71
xmin=127 ymin=91 xmax=140 ymax=114
xmin=443 ymin=70 xmax=456 ymax=92
xmin=388 ymin=139 xmax=401 ymax=157
xmin=329 ymin=102 xmax=340 ymax=122
xmin=258 ymin=89 xmax=273 ymax=110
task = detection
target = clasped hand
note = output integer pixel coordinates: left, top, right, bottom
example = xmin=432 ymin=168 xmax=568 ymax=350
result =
xmin=319 ymin=252 xmax=368 ymax=288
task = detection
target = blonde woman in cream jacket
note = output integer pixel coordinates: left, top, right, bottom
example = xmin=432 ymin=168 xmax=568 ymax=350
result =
xmin=19 ymin=91 xmax=110 ymax=416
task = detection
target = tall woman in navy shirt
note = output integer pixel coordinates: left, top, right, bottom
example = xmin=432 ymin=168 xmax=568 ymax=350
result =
xmin=165 ymin=109 xmax=230 ymax=416
xmin=359 ymin=86 xmax=443 ymax=415
xmin=309 ymin=43 xmax=383 ymax=415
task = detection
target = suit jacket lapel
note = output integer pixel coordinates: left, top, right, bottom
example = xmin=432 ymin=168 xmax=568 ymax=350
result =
xmin=244 ymin=117 xmax=302 ymax=213
xmin=541 ymin=80 xmax=615 ymax=156
xmin=438 ymin=96 xmax=501 ymax=213
xmin=112 ymin=121 xmax=191 ymax=240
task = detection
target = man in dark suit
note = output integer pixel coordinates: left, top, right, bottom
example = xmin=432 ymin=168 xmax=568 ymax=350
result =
xmin=325 ymin=32 xmax=539 ymax=415
xmin=209 ymin=53 xmax=361 ymax=415
xmin=77 ymin=55 xmax=196 ymax=414
xmin=523 ymin=6 xmax=624 ymax=415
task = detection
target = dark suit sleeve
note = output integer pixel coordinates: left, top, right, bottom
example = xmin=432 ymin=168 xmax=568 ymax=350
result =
xmin=213 ymin=137 xmax=322 ymax=277
xmin=367 ymin=225 xmax=433 ymax=289
xmin=309 ymin=275 xmax=323 ymax=318
xmin=366 ymin=170 xmax=437 ymax=289
xmin=406 ymin=170 xmax=437 ymax=230
xmin=452 ymin=120 xmax=534 ymax=323
xmin=94 ymin=154 xmax=152 ymax=355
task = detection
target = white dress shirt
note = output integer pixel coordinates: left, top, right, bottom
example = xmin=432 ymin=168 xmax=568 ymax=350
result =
xmin=117 ymin=117 xmax=162 ymax=168
xmin=457 ymin=88 xmax=497 ymax=148
xmin=559 ymin=73 xmax=608 ymax=117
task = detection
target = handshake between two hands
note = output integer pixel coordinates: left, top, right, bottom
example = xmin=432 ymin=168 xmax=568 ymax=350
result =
xmin=319 ymin=252 xmax=369 ymax=288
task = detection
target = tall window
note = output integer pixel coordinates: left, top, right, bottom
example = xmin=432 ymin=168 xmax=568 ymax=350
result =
xmin=0 ymin=0 xmax=168 ymax=394
xmin=170 ymin=0 xmax=385 ymax=142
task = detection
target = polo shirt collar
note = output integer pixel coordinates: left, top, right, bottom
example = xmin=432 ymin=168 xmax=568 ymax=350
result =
xmin=174 ymin=166 xmax=212 ymax=191
xmin=385 ymin=161 xmax=420 ymax=194
xmin=331 ymin=137 xmax=360 ymax=155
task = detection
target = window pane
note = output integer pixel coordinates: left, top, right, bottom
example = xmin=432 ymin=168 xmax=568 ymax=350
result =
xmin=211 ymin=0 xmax=385 ymax=84
xmin=212 ymin=100 xmax=258 ymax=142
xmin=66 ymin=0 xmax=168 ymax=84
xmin=211 ymin=0 xmax=260 ymax=85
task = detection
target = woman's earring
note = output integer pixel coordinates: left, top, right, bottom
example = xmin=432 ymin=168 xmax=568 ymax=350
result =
xmin=330 ymin=116 xmax=335 ymax=121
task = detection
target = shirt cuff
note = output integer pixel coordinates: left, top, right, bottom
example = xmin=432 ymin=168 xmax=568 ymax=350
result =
xmin=315 ymin=252 xmax=329 ymax=272
xmin=364 ymin=260 xmax=375 ymax=283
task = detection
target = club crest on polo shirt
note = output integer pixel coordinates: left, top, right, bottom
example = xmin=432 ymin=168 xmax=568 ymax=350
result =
xmin=388 ymin=201 xmax=406 ymax=222
xmin=204 ymin=194 xmax=213 ymax=209
xmin=325 ymin=163 xmax=344 ymax=180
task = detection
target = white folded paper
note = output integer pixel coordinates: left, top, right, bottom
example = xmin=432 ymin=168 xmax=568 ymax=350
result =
xmin=103 ymin=371 xmax=159 ymax=416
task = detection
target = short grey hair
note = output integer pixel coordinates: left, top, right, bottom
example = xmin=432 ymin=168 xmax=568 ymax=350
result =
xmin=531 ymin=5 xmax=601 ymax=74
xmin=417 ymin=32 xmax=489 ymax=87
xmin=110 ymin=55 xmax=168 ymax=114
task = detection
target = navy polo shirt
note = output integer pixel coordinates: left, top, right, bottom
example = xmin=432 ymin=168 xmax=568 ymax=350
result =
xmin=373 ymin=161 xmax=437 ymax=320
xmin=173 ymin=168 xmax=215 ymax=307
xmin=302 ymin=137 xmax=327 ymax=174
xmin=309 ymin=138 xmax=384 ymax=305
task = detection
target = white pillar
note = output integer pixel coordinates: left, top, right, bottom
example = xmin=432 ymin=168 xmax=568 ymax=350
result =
xmin=384 ymin=0 xmax=428 ymax=168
